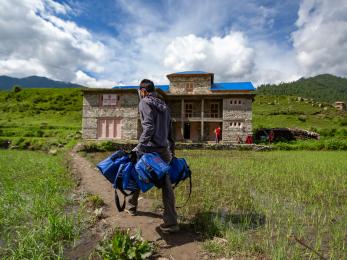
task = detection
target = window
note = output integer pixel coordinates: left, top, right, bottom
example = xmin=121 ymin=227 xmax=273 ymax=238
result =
xmin=210 ymin=103 xmax=219 ymax=118
xmin=229 ymin=121 xmax=244 ymax=128
xmin=230 ymin=99 xmax=244 ymax=106
xmin=185 ymin=103 xmax=193 ymax=117
xmin=100 ymin=94 xmax=118 ymax=106
xmin=186 ymin=82 xmax=194 ymax=92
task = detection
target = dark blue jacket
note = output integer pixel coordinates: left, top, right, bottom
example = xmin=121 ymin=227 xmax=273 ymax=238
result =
xmin=136 ymin=92 xmax=175 ymax=154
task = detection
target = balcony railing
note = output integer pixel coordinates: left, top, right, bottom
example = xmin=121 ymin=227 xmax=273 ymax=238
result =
xmin=171 ymin=112 xmax=222 ymax=119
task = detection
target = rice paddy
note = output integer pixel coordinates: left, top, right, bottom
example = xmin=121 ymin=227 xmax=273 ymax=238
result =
xmin=88 ymin=150 xmax=347 ymax=259
xmin=0 ymin=150 xmax=82 ymax=259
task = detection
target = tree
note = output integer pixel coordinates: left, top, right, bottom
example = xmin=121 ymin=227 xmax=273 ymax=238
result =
xmin=12 ymin=85 xmax=22 ymax=93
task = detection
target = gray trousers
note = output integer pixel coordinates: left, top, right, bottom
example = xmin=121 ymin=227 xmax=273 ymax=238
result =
xmin=127 ymin=148 xmax=178 ymax=226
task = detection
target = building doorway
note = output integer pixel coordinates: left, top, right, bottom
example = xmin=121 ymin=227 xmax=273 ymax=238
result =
xmin=184 ymin=122 xmax=191 ymax=139
xmin=97 ymin=118 xmax=122 ymax=139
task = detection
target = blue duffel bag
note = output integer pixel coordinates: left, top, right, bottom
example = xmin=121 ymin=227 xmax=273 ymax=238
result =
xmin=113 ymin=161 xmax=139 ymax=211
xmin=168 ymin=157 xmax=192 ymax=207
xmin=96 ymin=150 xmax=130 ymax=184
xmin=168 ymin=157 xmax=191 ymax=186
xmin=135 ymin=152 xmax=170 ymax=192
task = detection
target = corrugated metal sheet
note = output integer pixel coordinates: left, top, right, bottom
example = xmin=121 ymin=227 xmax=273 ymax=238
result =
xmin=173 ymin=71 xmax=210 ymax=75
xmin=211 ymin=82 xmax=255 ymax=91
xmin=112 ymin=81 xmax=255 ymax=92
xmin=112 ymin=84 xmax=170 ymax=92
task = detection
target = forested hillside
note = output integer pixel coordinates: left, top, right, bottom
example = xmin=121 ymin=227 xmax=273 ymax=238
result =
xmin=256 ymin=74 xmax=347 ymax=103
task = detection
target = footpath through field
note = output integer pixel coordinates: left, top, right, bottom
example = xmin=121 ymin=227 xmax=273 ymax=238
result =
xmin=68 ymin=145 xmax=202 ymax=259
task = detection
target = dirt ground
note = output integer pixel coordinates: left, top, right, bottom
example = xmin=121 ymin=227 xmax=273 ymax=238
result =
xmin=66 ymin=145 xmax=205 ymax=260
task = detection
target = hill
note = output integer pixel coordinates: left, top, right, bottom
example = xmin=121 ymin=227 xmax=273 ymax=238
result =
xmin=256 ymin=74 xmax=347 ymax=103
xmin=0 ymin=88 xmax=82 ymax=150
xmin=0 ymin=75 xmax=82 ymax=90
xmin=253 ymin=95 xmax=346 ymax=132
xmin=0 ymin=88 xmax=345 ymax=150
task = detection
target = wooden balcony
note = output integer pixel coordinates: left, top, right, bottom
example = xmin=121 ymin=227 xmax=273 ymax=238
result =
xmin=171 ymin=112 xmax=222 ymax=121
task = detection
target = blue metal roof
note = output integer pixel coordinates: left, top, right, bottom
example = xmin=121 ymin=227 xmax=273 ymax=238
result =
xmin=112 ymin=82 xmax=254 ymax=92
xmin=112 ymin=85 xmax=138 ymax=89
xmin=211 ymin=82 xmax=255 ymax=91
xmin=112 ymin=84 xmax=170 ymax=92
xmin=173 ymin=71 xmax=210 ymax=75
xmin=156 ymin=85 xmax=170 ymax=92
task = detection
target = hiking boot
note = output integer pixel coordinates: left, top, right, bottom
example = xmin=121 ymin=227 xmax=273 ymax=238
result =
xmin=125 ymin=209 xmax=137 ymax=216
xmin=159 ymin=224 xmax=180 ymax=233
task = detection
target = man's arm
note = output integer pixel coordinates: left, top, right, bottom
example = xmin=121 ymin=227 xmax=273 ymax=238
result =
xmin=137 ymin=100 xmax=155 ymax=148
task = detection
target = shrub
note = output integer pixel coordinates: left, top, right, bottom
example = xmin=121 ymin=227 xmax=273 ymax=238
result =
xmin=97 ymin=229 xmax=153 ymax=260
xmin=12 ymin=85 xmax=22 ymax=93
xmin=340 ymin=118 xmax=347 ymax=126
xmin=298 ymin=115 xmax=306 ymax=122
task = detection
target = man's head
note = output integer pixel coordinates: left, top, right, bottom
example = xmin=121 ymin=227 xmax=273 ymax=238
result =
xmin=139 ymin=79 xmax=155 ymax=98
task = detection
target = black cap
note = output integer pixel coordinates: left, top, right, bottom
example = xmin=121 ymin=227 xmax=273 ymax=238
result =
xmin=139 ymin=79 xmax=155 ymax=92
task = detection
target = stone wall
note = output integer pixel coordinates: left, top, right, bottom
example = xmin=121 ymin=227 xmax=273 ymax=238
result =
xmin=168 ymin=75 xmax=212 ymax=94
xmin=82 ymin=92 xmax=139 ymax=140
xmin=222 ymin=97 xmax=252 ymax=142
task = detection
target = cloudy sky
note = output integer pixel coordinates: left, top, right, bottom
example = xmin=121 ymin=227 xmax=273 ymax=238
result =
xmin=0 ymin=0 xmax=346 ymax=87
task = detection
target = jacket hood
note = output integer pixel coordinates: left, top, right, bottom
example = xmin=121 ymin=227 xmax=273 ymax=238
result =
xmin=143 ymin=92 xmax=168 ymax=113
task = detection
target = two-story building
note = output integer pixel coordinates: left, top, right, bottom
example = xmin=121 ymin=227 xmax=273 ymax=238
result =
xmin=81 ymin=71 xmax=255 ymax=142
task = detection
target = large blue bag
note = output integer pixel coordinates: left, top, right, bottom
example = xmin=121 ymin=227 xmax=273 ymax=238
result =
xmin=114 ymin=162 xmax=139 ymax=192
xmin=113 ymin=161 xmax=139 ymax=211
xmin=96 ymin=150 xmax=130 ymax=184
xmin=168 ymin=157 xmax=192 ymax=207
xmin=168 ymin=157 xmax=191 ymax=186
xmin=135 ymin=152 xmax=170 ymax=192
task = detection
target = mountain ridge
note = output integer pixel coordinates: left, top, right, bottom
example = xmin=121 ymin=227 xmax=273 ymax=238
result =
xmin=0 ymin=75 xmax=83 ymax=89
xmin=256 ymin=74 xmax=347 ymax=103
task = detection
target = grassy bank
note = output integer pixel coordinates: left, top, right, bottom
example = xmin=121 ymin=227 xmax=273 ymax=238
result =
xmin=0 ymin=88 xmax=82 ymax=150
xmin=0 ymin=150 xmax=82 ymax=258
xmin=87 ymin=150 xmax=347 ymax=259
xmin=253 ymin=95 xmax=347 ymax=132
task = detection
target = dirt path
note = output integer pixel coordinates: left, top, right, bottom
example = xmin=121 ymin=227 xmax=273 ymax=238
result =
xmin=67 ymin=145 xmax=203 ymax=260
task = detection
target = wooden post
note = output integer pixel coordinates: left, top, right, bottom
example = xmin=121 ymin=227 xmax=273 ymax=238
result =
xmin=181 ymin=99 xmax=184 ymax=139
xmin=201 ymin=98 xmax=204 ymax=141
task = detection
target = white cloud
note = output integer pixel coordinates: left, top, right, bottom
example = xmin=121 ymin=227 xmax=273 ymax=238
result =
xmin=2 ymin=0 xmax=346 ymax=88
xmin=73 ymin=70 xmax=115 ymax=88
xmin=292 ymin=0 xmax=347 ymax=77
xmin=0 ymin=0 xmax=112 ymax=86
xmin=164 ymin=32 xmax=255 ymax=81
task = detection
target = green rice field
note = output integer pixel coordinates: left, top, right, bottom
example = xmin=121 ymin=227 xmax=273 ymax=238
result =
xmin=88 ymin=150 xmax=347 ymax=259
xmin=0 ymin=150 xmax=82 ymax=259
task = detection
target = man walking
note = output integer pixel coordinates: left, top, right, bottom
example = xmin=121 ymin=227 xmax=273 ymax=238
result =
xmin=127 ymin=79 xmax=179 ymax=233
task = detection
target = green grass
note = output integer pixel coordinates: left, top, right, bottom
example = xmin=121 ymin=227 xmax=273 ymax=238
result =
xmin=0 ymin=88 xmax=82 ymax=150
xmin=87 ymin=150 xmax=347 ymax=259
xmin=0 ymin=150 xmax=82 ymax=259
xmin=253 ymin=95 xmax=347 ymax=133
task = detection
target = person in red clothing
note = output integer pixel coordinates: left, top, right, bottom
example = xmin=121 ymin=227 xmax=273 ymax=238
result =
xmin=214 ymin=126 xmax=221 ymax=143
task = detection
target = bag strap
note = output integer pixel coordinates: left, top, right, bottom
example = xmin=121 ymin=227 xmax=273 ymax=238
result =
xmin=174 ymin=168 xmax=192 ymax=209
xmin=114 ymin=188 xmax=135 ymax=212
xmin=114 ymin=162 xmax=135 ymax=212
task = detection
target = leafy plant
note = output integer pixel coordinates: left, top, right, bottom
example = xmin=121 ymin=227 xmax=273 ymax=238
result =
xmin=97 ymin=229 xmax=153 ymax=260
